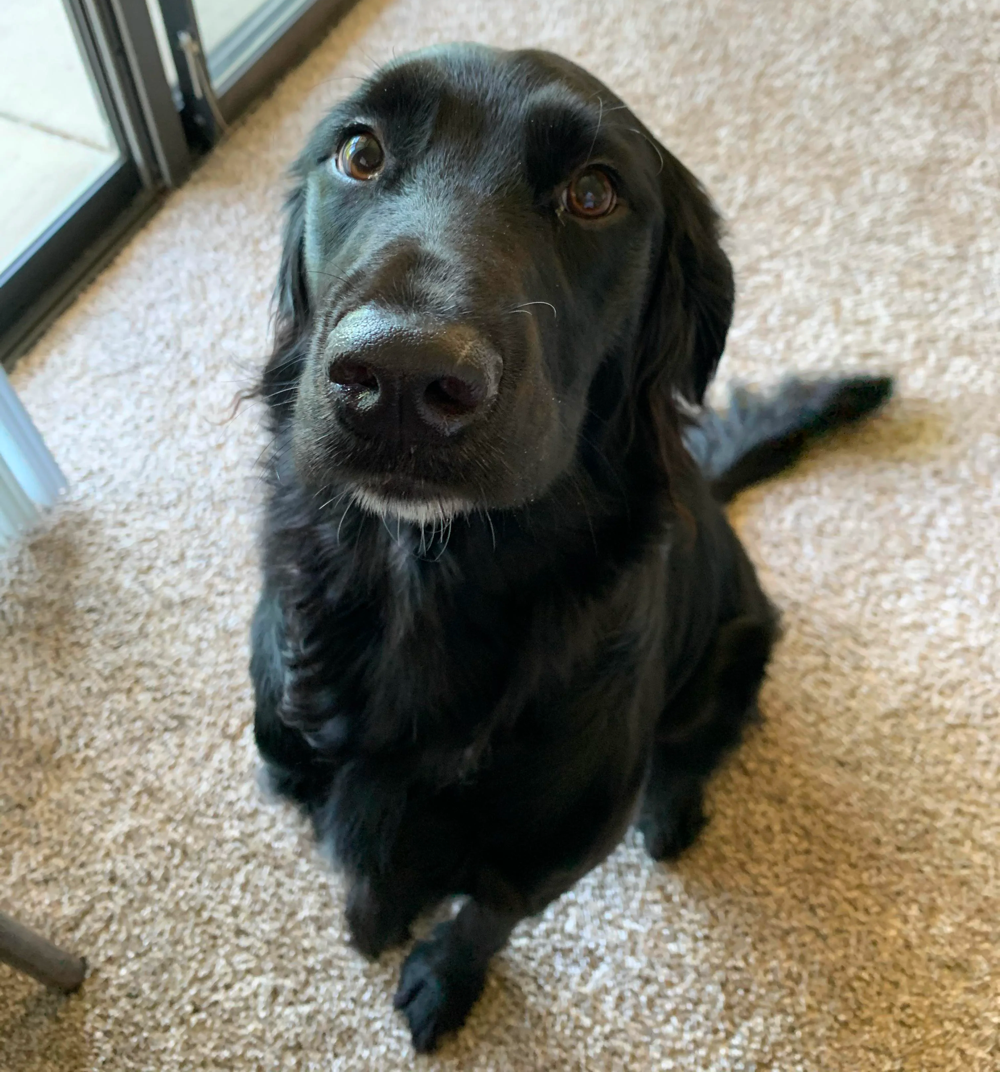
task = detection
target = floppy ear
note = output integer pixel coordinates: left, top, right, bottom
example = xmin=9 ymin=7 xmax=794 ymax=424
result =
xmin=259 ymin=181 xmax=311 ymax=419
xmin=637 ymin=149 xmax=735 ymax=410
xmin=628 ymin=144 xmax=734 ymax=501
xmin=275 ymin=181 xmax=310 ymax=328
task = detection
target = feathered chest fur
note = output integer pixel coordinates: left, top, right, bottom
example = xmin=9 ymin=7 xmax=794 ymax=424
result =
xmin=260 ymin=470 xmax=679 ymax=788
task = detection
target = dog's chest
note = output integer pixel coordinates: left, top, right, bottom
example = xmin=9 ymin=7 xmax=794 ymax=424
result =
xmin=307 ymin=549 xmax=522 ymax=754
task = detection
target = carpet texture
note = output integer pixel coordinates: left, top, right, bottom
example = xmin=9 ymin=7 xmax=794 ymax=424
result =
xmin=2 ymin=0 xmax=998 ymax=1068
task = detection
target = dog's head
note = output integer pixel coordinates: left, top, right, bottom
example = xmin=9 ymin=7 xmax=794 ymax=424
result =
xmin=263 ymin=44 xmax=733 ymax=524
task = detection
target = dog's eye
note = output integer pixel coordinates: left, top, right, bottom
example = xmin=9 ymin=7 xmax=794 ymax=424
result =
xmin=563 ymin=167 xmax=617 ymax=218
xmin=335 ymin=130 xmax=384 ymax=180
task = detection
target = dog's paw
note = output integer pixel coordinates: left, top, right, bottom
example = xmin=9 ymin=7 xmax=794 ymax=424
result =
xmin=393 ymin=923 xmax=486 ymax=1052
xmin=638 ymin=782 xmax=707 ymax=861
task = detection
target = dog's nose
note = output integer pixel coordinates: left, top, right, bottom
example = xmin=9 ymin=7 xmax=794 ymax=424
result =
xmin=325 ymin=309 xmax=501 ymax=442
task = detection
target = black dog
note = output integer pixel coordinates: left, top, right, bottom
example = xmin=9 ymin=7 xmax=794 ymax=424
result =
xmin=249 ymin=43 xmax=891 ymax=1051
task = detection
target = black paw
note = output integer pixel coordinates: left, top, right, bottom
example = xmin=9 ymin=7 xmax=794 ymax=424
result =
xmin=638 ymin=777 xmax=707 ymax=861
xmin=345 ymin=878 xmax=412 ymax=959
xmin=393 ymin=923 xmax=486 ymax=1052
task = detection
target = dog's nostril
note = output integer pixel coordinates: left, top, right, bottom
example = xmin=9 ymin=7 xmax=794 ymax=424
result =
xmin=424 ymin=375 xmax=484 ymax=415
xmin=329 ymin=360 xmax=379 ymax=392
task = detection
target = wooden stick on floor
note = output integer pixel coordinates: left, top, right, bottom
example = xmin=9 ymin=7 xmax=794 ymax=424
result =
xmin=0 ymin=911 xmax=86 ymax=992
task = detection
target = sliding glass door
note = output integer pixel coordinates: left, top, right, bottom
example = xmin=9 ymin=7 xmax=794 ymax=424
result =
xmin=0 ymin=0 xmax=354 ymax=371
xmin=195 ymin=0 xmax=320 ymax=85
xmin=0 ymin=0 xmax=186 ymax=365
xmin=0 ymin=0 xmax=119 ymax=273
xmin=156 ymin=0 xmax=353 ymax=147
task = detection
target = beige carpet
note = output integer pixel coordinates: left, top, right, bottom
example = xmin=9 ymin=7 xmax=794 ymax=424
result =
xmin=2 ymin=0 xmax=998 ymax=1068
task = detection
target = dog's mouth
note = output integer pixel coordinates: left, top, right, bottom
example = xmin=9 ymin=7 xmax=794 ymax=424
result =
xmin=348 ymin=475 xmax=473 ymax=525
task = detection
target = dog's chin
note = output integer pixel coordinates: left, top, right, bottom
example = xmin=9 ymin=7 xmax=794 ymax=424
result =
xmin=350 ymin=487 xmax=473 ymax=526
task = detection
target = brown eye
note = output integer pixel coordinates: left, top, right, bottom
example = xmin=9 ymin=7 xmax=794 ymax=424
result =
xmin=563 ymin=167 xmax=617 ymax=218
xmin=335 ymin=131 xmax=384 ymax=180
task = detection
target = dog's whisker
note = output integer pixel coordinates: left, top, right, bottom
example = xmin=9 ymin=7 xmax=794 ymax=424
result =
xmin=625 ymin=127 xmax=665 ymax=175
xmin=317 ymin=487 xmax=351 ymax=514
xmin=336 ymin=501 xmax=352 ymax=543
xmin=586 ymin=94 xmax=605 ymax=163
xmin=502 ymin=301 xmax=559 ymax=321
xmin=431 ymin=518 xmax=450 ymax=561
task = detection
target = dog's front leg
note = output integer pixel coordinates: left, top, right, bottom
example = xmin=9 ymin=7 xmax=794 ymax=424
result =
xmin=393 ymin=898 xmax=519 ymax=1052
xmin=327 ymin=765 xmax=470 ymax=961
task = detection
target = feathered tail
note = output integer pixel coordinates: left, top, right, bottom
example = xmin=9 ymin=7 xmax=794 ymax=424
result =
xmin=684 ymin=376 xmax=894 ymax=503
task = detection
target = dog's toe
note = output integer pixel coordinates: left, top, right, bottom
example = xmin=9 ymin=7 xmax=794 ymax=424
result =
xmin=638 ymin=780 xmax=708 ymax=861
xmin=639 ymin=808 xmax=707 ymax=860
xmin=394 ymin=923 xmax=486 ymax=1053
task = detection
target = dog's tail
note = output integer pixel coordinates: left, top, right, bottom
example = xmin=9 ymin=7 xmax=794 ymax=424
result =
xmin=684 ymin=375 xmax=893 ymax=504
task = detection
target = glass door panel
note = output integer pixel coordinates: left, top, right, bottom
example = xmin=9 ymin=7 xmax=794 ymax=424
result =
xmin=0 ymin=0 xmax=120 ymax=271
xmin=2 ymin=0 xmax=350 ymax=368
xmin=192 ymin=0 xmax=317 ymax=90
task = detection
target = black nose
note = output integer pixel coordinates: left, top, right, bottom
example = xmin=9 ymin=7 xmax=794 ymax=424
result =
xmin=325 ymin=309 xmax=501 ymax=443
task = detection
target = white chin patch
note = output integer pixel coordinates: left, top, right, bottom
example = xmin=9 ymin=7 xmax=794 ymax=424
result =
xmin=351 ymin=489 xmax=471 ymax=526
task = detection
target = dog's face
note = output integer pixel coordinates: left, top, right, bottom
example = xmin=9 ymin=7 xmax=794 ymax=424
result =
xmin=268 ymin=44 xmax=733 ymax=523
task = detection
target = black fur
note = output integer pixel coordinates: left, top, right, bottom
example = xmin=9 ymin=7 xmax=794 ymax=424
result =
xmin=248 ymin=44 xmax=892 ymax=1052
xmin=687 ymin=376 xmax=894 ymax=504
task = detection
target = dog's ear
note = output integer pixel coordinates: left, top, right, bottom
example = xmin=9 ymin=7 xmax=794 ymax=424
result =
xmin=636 ymin=148 xmax=735 ymax=410
xmin=275 ymin=182 xmax=310 ymax=328
xmin=627 ymin=143 xmax=734 ymax=496
xmin=260 ymin=181 xmax=311 ymax=416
